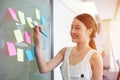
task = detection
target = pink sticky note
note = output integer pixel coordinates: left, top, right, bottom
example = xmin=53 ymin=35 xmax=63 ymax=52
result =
xmin=8 ymin=7 xmax=18 ymax=21
xmin=6 ymin=42 xmax=16 ymax=56
xmin=24 ymin=31 xmax=31 ymax=44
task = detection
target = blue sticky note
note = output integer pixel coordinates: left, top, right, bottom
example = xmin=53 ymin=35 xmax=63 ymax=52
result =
xmin=34 ymin=46 xmax=36 ymax=57
xmin=41 ymin=16 xmax=46 ymax=25
xmin=26 ymin=49 xmax=34 ymax=61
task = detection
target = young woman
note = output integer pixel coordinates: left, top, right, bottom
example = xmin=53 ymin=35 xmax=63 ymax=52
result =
xmin=33 ymin=13 xmax=103 ymax=80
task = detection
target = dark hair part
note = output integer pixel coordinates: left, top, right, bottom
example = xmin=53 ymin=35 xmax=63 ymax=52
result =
xmin=75 ymin=13 xmax=97 ymax=50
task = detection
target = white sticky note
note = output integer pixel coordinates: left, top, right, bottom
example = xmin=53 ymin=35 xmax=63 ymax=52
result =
xmin=35 ymin=8 xmax=40 ymax=20
xmin=17 ymin=48 xmax=24 ymax=62
xmin=14 ymin=29 xmax=24 ymax=43
xmin=18 ymin=10 xmax=26 ymax=24
xmin=26 ymin=17 xmax=34 ymax=28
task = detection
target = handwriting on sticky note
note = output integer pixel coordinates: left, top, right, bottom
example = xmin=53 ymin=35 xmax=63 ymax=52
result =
xmin=6 ymin=42 xmax=16 ymax=56
xmin=17 ymin=48 xmax=24 ymax=62
xmin=35 ymin=8 xmax=40 ymax=20
xmin=8 ymin=7 xmax=18 ymax=22
xmin=24 ymin=31 xmax=31 ymax=44
xmin=14 ymin=29 xmax=24 ymax=43
xmin=26 ymin=49 xmax=34 ymax=61
xmin=26 ymin=17 xmax=34 ymax=28
xmin=18 ymin=10 xmax=25 ymax=24
xmin=41 ymin=16 xmax=46 ymax=25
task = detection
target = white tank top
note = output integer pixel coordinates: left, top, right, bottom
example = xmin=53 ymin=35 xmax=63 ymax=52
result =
xmin=66 ymin=47 xmax=96 ymax=80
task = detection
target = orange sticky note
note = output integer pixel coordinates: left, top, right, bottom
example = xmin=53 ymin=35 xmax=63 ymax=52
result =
xmin=6 ymin=42 xmax=16 ymax=56
xmin=24 ymin=31 xmax=31 ymax=44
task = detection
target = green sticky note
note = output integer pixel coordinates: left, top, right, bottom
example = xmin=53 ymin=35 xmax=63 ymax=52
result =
xmin=14 ymin=29 xmax=24 ymax=43
xmin=17 ymin=48 xmax=24 ymax=62
xmin=26 ymin=17 xmax=34 ymax=28
xmin=35 ymin=8 xmax=40 ymax=20
xmin=18 ymin=10 xmax=25 ymax=24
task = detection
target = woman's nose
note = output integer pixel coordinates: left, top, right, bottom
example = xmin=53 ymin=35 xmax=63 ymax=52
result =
xmin=71 ymin=29 xmax=76 ymax=33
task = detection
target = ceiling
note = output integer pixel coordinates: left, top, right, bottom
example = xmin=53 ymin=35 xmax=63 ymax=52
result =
xmin=59 ymin=0 xmax=118 ymax=20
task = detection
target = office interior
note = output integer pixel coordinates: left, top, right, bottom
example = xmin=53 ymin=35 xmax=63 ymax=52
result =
xmin=53 ymin=0 xmax=120 ymax=80
xmin=0 ymin=0 xmax=120 ymax=80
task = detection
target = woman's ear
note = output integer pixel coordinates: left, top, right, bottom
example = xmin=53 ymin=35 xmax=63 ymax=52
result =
xmin=87 ymin=28 xmax=93 ymax=36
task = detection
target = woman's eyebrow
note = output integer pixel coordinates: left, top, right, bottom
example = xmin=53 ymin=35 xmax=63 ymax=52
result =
xmin=75 ymin=25 xmax=81 ymax=27
xmin=71 ymin=24 xmax=80 ymax=26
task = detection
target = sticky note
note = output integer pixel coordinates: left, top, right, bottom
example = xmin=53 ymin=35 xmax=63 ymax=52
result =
xmin=16 ymin=23 xmax=20 ymax=25
xmin=24 ymin=31 xmax=31 ymax=44
xmin=8 ymin=7 xmax=18 ymax=22
xmin=14 ymin=29 xmax=24 ymax=43
xmin=34 ymin=46 xmax=36 ymax=57
xmin=35 ymin=8 xmax=40 ymax=20
xmin=6 ymin=42 xmax=16 ymax=56
xmin=34 ymin=21 xmax=39 ymax=25
xmin=41 ymin=16 xmax=46 ymax=25
xmin=26 ymin=49 xmax=34 ymax=61
xmin=26 ymin=17 xmax=34 ymax=28
xmin=18 ymin=10 xmax=25 ymax=24
xmin=17 ymin=48 xmax=24 ymax=62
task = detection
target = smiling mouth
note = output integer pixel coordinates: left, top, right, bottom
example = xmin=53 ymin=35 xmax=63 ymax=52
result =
xmin=71 ymin=35 xmax=78 ymax=39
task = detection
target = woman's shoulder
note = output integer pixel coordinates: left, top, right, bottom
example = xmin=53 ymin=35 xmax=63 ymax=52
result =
xmin=90 ymin=49 xmax=103 ymax=65
xmin=59 ymin=46 xmax=73 ymax=56
xmin=91 ymin=50 xmax=102 ymax=59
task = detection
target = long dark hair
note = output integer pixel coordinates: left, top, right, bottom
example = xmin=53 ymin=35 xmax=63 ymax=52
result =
xmin=75 ymin=13 xmax=97 ymax=50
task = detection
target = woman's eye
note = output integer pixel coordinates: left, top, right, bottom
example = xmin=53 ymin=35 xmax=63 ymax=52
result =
xmin=76 ymin=27 xmax=80 ymax=29
xmin=71 ymin=26 xmax=73 ymax=29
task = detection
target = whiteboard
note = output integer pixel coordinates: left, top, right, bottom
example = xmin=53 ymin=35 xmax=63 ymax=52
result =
xmin=0 ymin=0 xmax=52 ymax=80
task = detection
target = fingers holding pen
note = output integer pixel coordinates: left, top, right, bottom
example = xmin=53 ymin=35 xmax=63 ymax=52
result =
xmin=33 ymin=24 xmax=48 ymax=38
xmin=33 ymin=25 xmax=43 ymax=45
xmin=33 ymin=25 xmax=42 ymax=33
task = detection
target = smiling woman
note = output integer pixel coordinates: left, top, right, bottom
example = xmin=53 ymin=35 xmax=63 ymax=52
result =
xmin=33 ymin=13 xmax=103 ymax=80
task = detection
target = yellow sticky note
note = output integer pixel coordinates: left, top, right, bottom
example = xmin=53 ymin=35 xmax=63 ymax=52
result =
xmin=17 ymin=48 xmax=24 ymax=62
xmin=14 ymin=29 xmax=24 ymax=43
xmin=35 ymin=8 xmax=40 ymax=20
xmin=18 ymin=10 xmax=26 ymax=24
xmin=26 ymin=17 xmax=34 ymax=28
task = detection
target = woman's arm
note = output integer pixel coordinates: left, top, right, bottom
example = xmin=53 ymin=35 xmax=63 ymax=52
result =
xmin=36 ymin=46 xmax=66 ymax=73
xmin=90 ymin=52 xmax=103 ymax=80
xmin=33 ymin=25 xmax=66 ymax=73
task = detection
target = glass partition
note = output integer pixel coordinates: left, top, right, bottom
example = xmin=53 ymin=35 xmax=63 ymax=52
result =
xmin=0 ymin=0 xmax=53 ymax=80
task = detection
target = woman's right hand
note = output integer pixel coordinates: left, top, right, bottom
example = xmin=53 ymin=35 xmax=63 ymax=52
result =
xmin=33 ymin=25 xmax=42 ymax=46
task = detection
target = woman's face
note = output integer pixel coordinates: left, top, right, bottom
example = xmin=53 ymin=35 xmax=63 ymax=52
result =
xmin=70 ymin=18 xmax=91 ymax=43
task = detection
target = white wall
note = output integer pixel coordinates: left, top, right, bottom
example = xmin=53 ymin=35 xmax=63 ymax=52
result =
xmin=53 ymin=0 xmax=75 ymax=80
